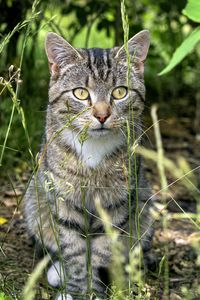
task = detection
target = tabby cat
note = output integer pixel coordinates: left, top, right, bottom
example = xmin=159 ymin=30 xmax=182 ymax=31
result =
xmin=24 ymin=30 xmax=153 ymax=300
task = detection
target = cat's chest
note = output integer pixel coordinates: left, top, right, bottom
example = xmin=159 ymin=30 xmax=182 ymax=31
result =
xmin=49 ymin=152 xmax=128 ymax=208
xmin=45 ymin=129 xmax=129 ymax=207
xmin=76 ymin=158 xmax=128 ymax=209
xmin=61 ymin=129 xmax=125 ymax=168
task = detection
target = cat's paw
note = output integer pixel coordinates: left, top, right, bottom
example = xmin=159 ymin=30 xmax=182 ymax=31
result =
xmin=56 ymin=294 xmax=73 ymax=300
xmin=47 ymin=260 xmax=65 ymax=287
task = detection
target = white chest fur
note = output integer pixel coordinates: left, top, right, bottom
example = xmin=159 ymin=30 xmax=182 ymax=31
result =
xmin=61 ymin=129 xmax=124 ymax=168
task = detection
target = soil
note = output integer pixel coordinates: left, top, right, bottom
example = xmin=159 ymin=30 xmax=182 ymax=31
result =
xmin=0 ymin=114 xmax=200 ymax=300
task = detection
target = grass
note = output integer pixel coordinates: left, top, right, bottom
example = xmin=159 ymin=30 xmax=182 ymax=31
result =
xmin=151 ymin=105 xmax=169 ymax=299
xmin=22 ymin=256 xmax=50 ymax=300
xmin=0 ymin=0 xmax=200 ymax=300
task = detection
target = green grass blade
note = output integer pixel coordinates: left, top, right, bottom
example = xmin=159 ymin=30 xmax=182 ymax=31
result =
xmin=22 ymin=256 xmax=50 ymax=300
xmin=0 ymin=12 xmax=40 ymax=55
xmin=159 ymin=26 xmax=200 ymax=75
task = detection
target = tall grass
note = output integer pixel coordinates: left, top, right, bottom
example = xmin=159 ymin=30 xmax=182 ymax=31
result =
xmin=151 ymin=105 xmax=169 ymax=299
xmin=0 ymin=0 xmax=41 ymax=167
xmin=22 ymin=256 xmax=50 ymax=300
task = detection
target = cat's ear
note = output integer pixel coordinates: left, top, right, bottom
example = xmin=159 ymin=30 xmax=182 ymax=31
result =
xmin=114 ymin=30 xmax=150 ymax=72
xmin=45 ymin=32 xmax=83 ymax=76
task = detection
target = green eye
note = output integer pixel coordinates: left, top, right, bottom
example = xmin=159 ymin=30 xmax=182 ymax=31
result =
xmin=73 ymin=88 xmax=89 ymax=100
xmin=112 ymin=86 xmax=127 ymax=100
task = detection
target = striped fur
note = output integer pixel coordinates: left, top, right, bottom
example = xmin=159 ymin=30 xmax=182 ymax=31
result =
xmin=24 ymin=30 xmax=153 ymax=300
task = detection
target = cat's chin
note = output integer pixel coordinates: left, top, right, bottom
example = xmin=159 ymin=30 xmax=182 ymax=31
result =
xmin=89 ymin=128 xmax=112 ymax=137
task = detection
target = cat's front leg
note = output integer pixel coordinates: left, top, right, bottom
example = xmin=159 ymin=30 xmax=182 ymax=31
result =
xmin=47 ymin=229 xmax=89 ymax=300
xmin=91 ymin=235 xmax=112 ymax=299
xmin=49 ymin=256 xmax=103 ymax=300
xmin=50 ymin=235 xmax=109 ymax=300
xmin=48 ymin=258 xmax=87 ymax=300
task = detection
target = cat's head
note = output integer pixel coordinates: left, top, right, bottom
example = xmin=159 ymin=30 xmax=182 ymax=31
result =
xmin=45 ymin=30 xmax=150 ymax=139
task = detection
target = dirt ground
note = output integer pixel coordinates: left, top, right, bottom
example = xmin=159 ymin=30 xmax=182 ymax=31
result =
xmin=0 ymin=114 xmax=200 ymax=300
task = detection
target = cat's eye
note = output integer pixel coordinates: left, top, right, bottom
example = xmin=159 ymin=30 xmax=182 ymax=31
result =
xmin=112 ymin=86 xmax=127 ymax=100
xmin=73 ymin=88 xmax=89 ymax=100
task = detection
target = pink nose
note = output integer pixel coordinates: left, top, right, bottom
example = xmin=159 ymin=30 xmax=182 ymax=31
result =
xmin=94 ymin=113 xmax=110 ymax=124
xmin=93 ymin=102 xmax=111 ymax=124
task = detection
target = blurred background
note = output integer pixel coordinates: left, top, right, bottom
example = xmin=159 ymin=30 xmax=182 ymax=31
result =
xmin=0 ymin=0 xmax=200 ymax=173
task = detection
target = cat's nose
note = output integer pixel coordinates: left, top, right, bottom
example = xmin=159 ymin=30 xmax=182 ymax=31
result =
xmin=94 ymin=114 xmax=110 ymax=124
xmin=93 ymin=102 xmax=111 ymax=124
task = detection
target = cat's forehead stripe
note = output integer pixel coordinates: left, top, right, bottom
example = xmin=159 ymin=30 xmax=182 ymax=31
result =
xmin=85 ymin=49 xmax=97 ymax=79
xmin=89 ymin=49 xmax=99 ymax=78
xmin=105 ymin=49 xmax=112 ymax=69
xmin=87 ymin=48 xmax=112 ymax=81
xmin=85 ymin=75 xmax=89 ymax=87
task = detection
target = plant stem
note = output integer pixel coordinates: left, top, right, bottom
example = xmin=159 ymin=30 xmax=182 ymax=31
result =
xmin=151 ymin=105 xmax=169 ymax=299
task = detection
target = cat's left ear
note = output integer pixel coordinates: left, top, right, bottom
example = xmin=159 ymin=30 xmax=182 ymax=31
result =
xmin=45 ymin=32 xmax=83 ymax=77
xmin=114 ymin=30 xmax=150 ymax=72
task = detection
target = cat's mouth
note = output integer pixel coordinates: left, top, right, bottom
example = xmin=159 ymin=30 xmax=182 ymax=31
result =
xmin=89 ymin=126 xmax=111 ymax=137
xmin=91 ymin=123 xmax=111 ymax=131
xmin=92 ymin=127 xmax=110 ymax=131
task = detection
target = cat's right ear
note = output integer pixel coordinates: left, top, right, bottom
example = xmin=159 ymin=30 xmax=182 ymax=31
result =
xmin=114 ymin=30 xmax=150 ymax=73
xmin=45 ymin=32 xmax=83 ymax=76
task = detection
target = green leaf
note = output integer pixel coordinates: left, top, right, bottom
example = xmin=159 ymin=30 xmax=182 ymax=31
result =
xmin=183 ymin=0 xmax=200 ymax=23
xmin=158 ymin=255 xmax=166 ymax=277
xmin=159 ymin=26 xmax=200 ymax=75
xmin=0 ymin=292 xmax=12 ymax=300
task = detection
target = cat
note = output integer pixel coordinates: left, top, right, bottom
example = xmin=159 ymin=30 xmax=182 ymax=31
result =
xmin=24 ymin=30 xmax=153 ymax=300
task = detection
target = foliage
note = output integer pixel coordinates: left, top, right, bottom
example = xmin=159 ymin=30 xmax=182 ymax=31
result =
xmin=160 ymin=0 xmax=200 ymax=75
xmin=183 ymin=0 xmax=200 ymax=22
xmin=0 ymin=292 xmax=12 ymax=300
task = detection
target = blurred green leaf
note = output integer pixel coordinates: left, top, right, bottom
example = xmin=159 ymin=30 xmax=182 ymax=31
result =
xmin=159 ymin=26 xmax=200 ymax=75
xmin=0 ymin=292 xmax=12 ymax=300
xmin=183 ymin=0 xmax=200 ymax=23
